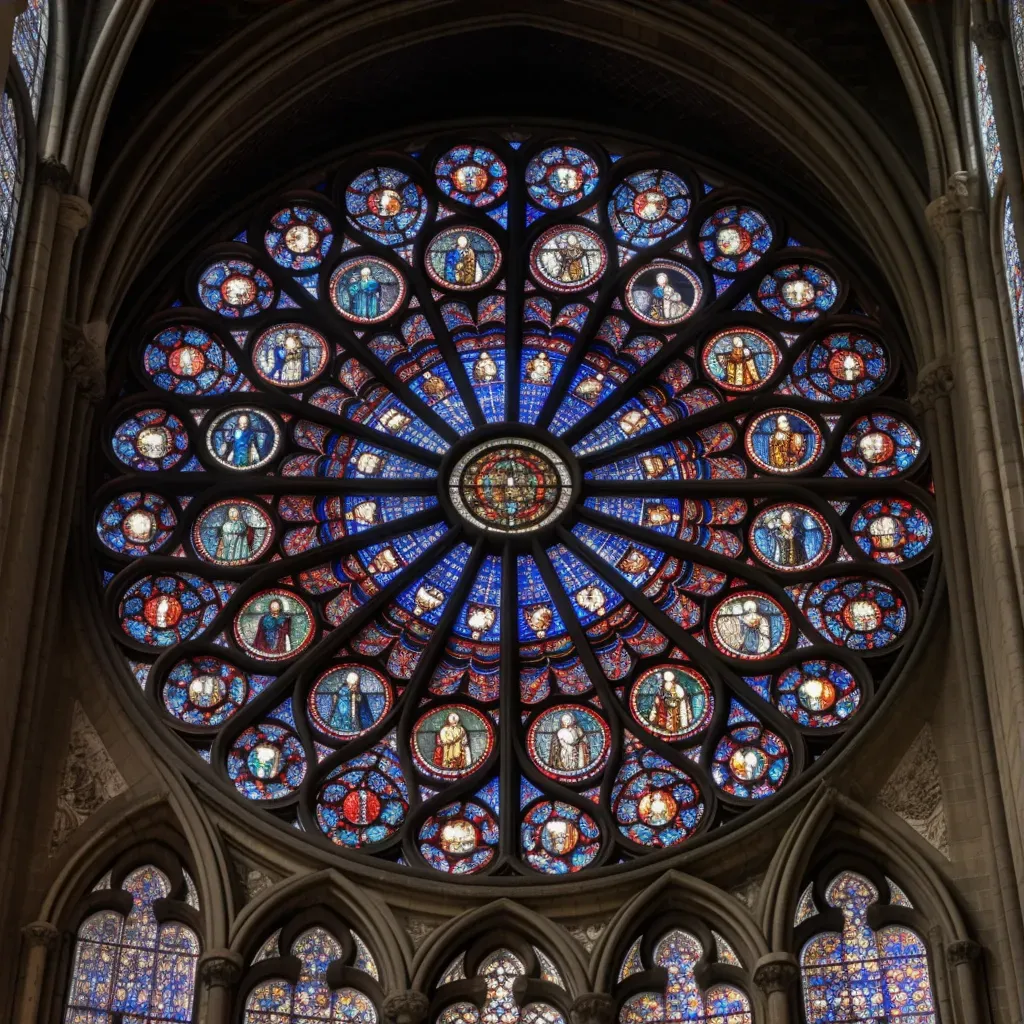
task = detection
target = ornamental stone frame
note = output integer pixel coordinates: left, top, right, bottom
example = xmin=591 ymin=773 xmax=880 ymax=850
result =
xmin=0 ymin=3 xmax=1019 ymax=1024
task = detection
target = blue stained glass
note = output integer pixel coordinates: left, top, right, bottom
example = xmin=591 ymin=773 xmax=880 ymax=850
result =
xmin=517 ymin=554 xmax=568 ymax=643
xmin=0 ymin=93 xmax=21 ymax=302
xmin=284 ymin=422 xmax=436 ymax=480
xmin=394 ymin=543 xmax=472 ymax=625
xmin=571 ymin=522 xmax=667 ymax=588
xmin=525 ymin=145 xmax=600 ymax=209
xmin=64 ymin=865 xmax=200 ymax=1023
xmin=800 ymin=871 xmax=936 ymax=1024
xmin=974 ymin=44 xmax=1003 ymax=195
xmin=608 ymin=169 xmax=690 ymax=248
xmin=520 ymin=299 xmax=591 ymax=424
xmin=13 ymin=0 xmax=48 ymax=117
xmin=97 ymin=492 xmax=177 ymax=557
xmin=143 ymin=325 xmax=250 ymax=396
xmin=453 ymin=555 xmax=502 ymax=642
xmin=346 ymin=166 xmax=428 ymax=245
xmin=1003 ymin=195 xmax=1024 ymax=379
xmin=547 ymin=543 xmax=625 ymax=627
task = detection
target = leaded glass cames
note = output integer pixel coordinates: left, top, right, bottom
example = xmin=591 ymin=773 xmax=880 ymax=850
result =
xmin=92 ymin=130 xmax=937 ymax=879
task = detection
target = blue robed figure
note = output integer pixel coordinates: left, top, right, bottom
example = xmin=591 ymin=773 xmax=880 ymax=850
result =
xmin=269 ymin=332 xmax=314 ymax=384
xmin=754 ymin=508 xmax=824 ymax=568
xmin=328 ymin=670 xmax=379 ymax=733
xmin=218 ymin=412 xmax=268 ymax=467
xmin=346 ymin=266 xmax=381 ymax=319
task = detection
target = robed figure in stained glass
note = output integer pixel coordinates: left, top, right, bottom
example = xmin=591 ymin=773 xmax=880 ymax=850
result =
xmin=267 ymin=331 xmax=314 ymax=384
xmin=331 ymin=670 xmax=378 ymax=734
xmin=253 ymin=598 xmax=292 ymax=655
xmin=348 ymin=266 xmax=382 ymax=319
xmin=648 ymin=672 xmax=693 ymax=734
xmin=446 ymin=235 xmax=482 ymax=286
xmin=718 ymin=336 xmax=761 ymax=387
xmin=549 ymin=713 xmax=592 ymax=772
xmin=215 ymin=506 xmax=256 ymax=562
xmin=769 ymin=415 xmax=806 ymax=470
xmin=434 ymin=712 xmax=471 ymax=770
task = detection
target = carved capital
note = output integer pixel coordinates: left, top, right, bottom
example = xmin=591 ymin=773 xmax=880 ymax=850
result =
xmin=382 ymin=992 xmax=430 ymax=1024
xmin=22 ymin=920 xmax=59 ymax=951
xmin=62 ymin=320 xmax=108 ymax=401
xmin=910 ymin=361 xmax=954 ymax=415
xmin=925 ymin=195 xmax=961 ymax=241
xmin=36 ymin=156 xmax=71 ymax=193
xmin=57 ymin=193 xmax=91 ymax=234
xmin=199 ymin=950 xmax=244 ymax=988
xmin=570 ymin=993 xmax=615 ymax=1024
xmin=946 ymin=938 xmax=982 ymax=967
xmin=753 ymin=953 xmax=800 ymax=995
xmin=972 ymin=20 xmax=1007 ymax=51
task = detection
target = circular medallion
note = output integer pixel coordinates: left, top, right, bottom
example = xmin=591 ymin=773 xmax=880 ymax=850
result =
xmin=712 ymin=725 xmax=789 ymax=798
xmin=729 ymin=747 xmax=768 ymax=781
xmin=449 ymin=438 xmax=572 ymax=534
xmin=233 ymin=589 xmax=315 ymax=662
xmin=345 ymin=167 xmax=428 ymax=245
xmin=790 ymin=332 xmax=889 ymax=402
xmin=749 ymin=503 xmax=832 ymax=571
xmin=330 ymin=256 xmax=407 ymax=324
xmin=757 ymin=263 xmax=839 ymax=322
xmin=744 ymin=409 xmax=823 ymax=474
xmin=608 ymin=169 xmax=690 ymax=248
xmin=418 ymin=800 xmax=499 ymax=874
xmin=840 ymin=414 xmax=921 ymax=477
xmin=112 ymin=409 xmax=189 ymax=472
xmin=410 ymin=705 xmax=495 ymax=781
xmin=425 ymin=227 xmax=502 ymax=290
xmin=97 ymin=492 xmax=176 ymax=557
xmin=629 ymin=665 xmax=712 ymax=740
xmin=316 ymin=746 xmax=408 ymax=847
xmin=162 ymin=655 xmax=249 ymax=727
xmin=521 ymin=800 xmax=601 ymax=874
xmin=265 ymin=205 xmax=333 ymax=269
xmin=803 ymin=577 xmax=907 ymax=651
xmin=530 ymin=226 xmax=607 ymax=291
xmin=525 ymin=145 xmax=600 ymax=209
xmin=143 ymin=325 xmax=242 ymax=396
xmin=709 ymin=591 xmax=791 ymax=660
xmin=198 ymin=259 xmax=274 ymax=318
xmin=308 ymin=664 xmax=393 ymax=740
xmin=205 ymin=407 xmax=281 ymax=471
xmin=192 ymin=498 xmax=274 ymax=565
xmin=526 ymin=704 xmax=610 ymax=782
xmin=774 ymin=660 xmax=861 ymax=728
xmin=435 ymin=144 xmax=508 ymax=207
xmin=119 ymin=573 xmax=222 ymax=647
xmin=612 ymin=754 xmax=704 ymax=848
xmin=252 ymin=324 xmax=329 ymax=387
xmin=228 ymin=723 xmax=306 ymax=799
xmin=698 ymin=206 xmax=773 ymax=273
xmin=625 ymin=260 xmax=703 ymax=325
xmin=850 ymin=497 xmax=933 ymax=564
xmin=701 ymin=328 xmax=780 ymax=392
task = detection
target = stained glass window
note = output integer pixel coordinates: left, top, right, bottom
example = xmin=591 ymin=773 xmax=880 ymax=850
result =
xmin=64 ymin=865 xmax=200 ymax=1023
xmin=973 ymin=43 xmax=1004 ymax=195
xmin=12 ymin=0 xmax=48 ymax=117
xmin=435 ymin=947 xmax=566 ymax=1024
xmin=0 ymin=92 xmax=19 ymax=301
xmin=243 ymin=925 xmax=379 ymax=1023
xmin=1013 ymin=1 xmax=1024 ymax=91
xmin=799 ymin=870 xmax=936 ymax=1024
xmin=1002 ymin=196 xmax=1024 ymax=380
xmin=617 ymin=928 xmax=752 ymax=1024
xmin=92 ymin=130 xmax=937 ymax=878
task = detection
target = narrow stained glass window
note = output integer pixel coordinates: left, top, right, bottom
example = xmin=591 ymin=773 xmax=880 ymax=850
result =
xmin=973 ymin=42 xmax=1003 ymax=195
xmin=0 ymin=92 xmax=19 ymax=302
xmin=64 ymin=865 xmax=200 ymax=1023
xmin=12 ymin=0 xmax=49 ymax=117
xmin=1003 ymin=195 xmax=1024 ymax=378
xmin=799 ymin=870 xmax=936 ymax=1024
xmin=1013 ymin=1 xmax=1024 ymax=89
xmin=243 ymin=925 xmax=379 ymax=1023
xmin=618 ymin=929 xmax=752 ymax=1024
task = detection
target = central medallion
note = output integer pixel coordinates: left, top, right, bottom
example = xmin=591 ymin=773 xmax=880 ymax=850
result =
xmin=449 ymin=438 xmax=572 ymax=534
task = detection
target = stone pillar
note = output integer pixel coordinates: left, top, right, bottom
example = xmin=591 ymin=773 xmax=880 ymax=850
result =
xmin=570 ymin=994 xmax=615 ymax=1024
xmin=946 ymin=940 xmax=983 ymax=1024
xmin=753 ymin=953 xmax=799 ymax=1024
xmin=382 ymin=992 xmax=430 ymax=1024
xmin=198 ymin=950 xmax=243 ymax=1024
xmin=15 ymin=920 xmax=58 ymax=1024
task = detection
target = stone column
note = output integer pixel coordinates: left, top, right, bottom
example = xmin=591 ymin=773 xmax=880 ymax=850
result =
xmin=15 ymin=920 xmax=58 ymax=1024
xmin=382 ymin=992 xmax=430 ymax=1024
xmin=198 ymin=950 xmax=243 ymax=1024
xmin=946 ymin=940 xmax=983 ymax=1024
xmin=570 ymin=994 xmax=615 ymax=1024
xmin=753 ymin=953 xmax=799 ymax=1024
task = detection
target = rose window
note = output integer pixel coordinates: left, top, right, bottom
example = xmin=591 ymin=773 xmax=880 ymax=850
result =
xmin=93 ymin=130 xmax=936 ymax=877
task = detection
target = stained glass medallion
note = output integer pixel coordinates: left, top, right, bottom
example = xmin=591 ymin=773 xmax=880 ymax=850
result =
xmin=93 ymin=129 xmax=936 ymax=879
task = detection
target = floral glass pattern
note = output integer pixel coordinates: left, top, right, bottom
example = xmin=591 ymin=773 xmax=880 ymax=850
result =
xmin=243 ymin=925 xmax=379 ymax=1024
xmin=799 ymin=871 xmax=936 ymax=1024
xmin=64 ymin=865 xmax=199 ymax=1023
xmin=12 ymin=0 xmax=48 ymax=116
xmin=93 ymin=130 xmax=936 ymax=879
xmin=617 ymin=928 xmax=752 ymax=1024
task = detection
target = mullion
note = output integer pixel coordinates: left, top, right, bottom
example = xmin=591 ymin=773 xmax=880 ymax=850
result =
xmin=497 ymin=542 xmax=519 ymax=863
xmin=504 ymin=143 xmax=526 ymax=422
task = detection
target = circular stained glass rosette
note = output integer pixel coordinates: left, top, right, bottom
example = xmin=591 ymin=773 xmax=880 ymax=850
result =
xmin=345 ymin=167 xmax=428 ymax=245
xmin=625 ymin=260 xmax=703 ymax=326
xmin=757 ymin=263 xmax=838 ymax=322
xmin=702 ymin=328 xmax=780 ymax=392
xmin=608 ymin=169 xmax=690 ymax=248
xmin=95 ymin=130 xmax=937 ymax=879
xmin=525 ymin=145 xmax=600 ymax=209
xmin=530 ymin=225 xmax=607 ymax=292
xmin=264 ymin=204 xmax=333 ymax=270
xmin=198 ymin=259 xmax=274 ymax=318
xmin=749 ymin=503 xmax=832 ymax=571
xmin=699 ymin=205 xmax=773 ymax=273
xmin=435 ymin=144 xmax=508 ymax=207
